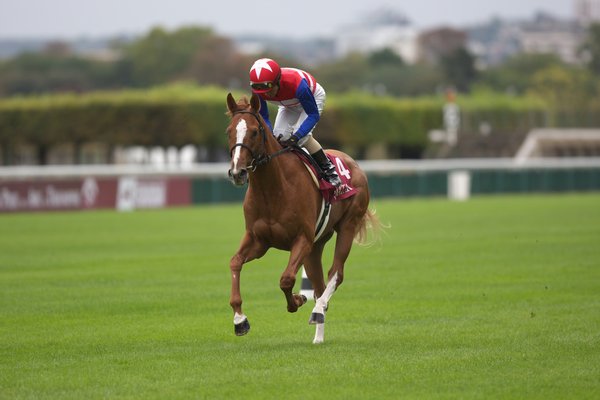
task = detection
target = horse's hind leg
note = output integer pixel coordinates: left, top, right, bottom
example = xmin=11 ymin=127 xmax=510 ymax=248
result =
xmin=310 ymin=223 xmax=357 ymax=344
xmin=310 ymin=226 xmax=354 ymax=318
xmin=302 ymin=239 xmax=328 ymax=300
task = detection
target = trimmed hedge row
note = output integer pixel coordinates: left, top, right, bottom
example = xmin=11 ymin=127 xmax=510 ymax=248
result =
xmin=0 ymin=86 xmax=230 ymax=149
xmin=0 ymin=85 xmax=597 ymax=160
xmin=320 ymin=93 xmax=444 ymax=146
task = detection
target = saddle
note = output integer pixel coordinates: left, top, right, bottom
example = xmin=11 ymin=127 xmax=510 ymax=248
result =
xmin=291 ymin=148 xmax=357 ymax=203
xmin=289 ymin=148 xmax=357 ymax=242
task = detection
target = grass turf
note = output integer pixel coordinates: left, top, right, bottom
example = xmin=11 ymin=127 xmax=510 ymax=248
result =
xmin=1 ymin=193 xmax=599 ymax=399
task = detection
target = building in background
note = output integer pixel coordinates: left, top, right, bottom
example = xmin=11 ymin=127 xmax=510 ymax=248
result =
xmin=418 ymin=27 xmax=467 ymax=65
xmin=518 ymin=12 xmax=584 ymax=64
xmin=468 ymin=11 xmax=586 ymax=67
xmin=575 ymin=0 xmax=600 ymax=26
xmin=334 ymin=7 xmax=418 ymax=64
xmin=0 ymin=2 xmax=593 ymax=69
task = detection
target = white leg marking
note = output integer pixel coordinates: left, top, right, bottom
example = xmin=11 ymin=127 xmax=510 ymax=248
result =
xmin=233 ymin=312 xmax=247 ymax=325
xmin=313 ymin=272 xmax=338 ymax=314
xmin=232 ymin=119 xmax=247 ymax=172
xmin=311 ymin=272 xmax=338 ymax=344
xmin=313 ymin=323 xmax=325 ymax=344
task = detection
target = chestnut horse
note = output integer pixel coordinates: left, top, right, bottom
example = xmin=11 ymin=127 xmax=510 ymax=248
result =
xmin=225 ymin=93 xmax=379 ymax=344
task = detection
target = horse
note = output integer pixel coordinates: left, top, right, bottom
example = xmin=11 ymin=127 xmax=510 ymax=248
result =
xmin=225 ymin=92 xmax=380 ymax=344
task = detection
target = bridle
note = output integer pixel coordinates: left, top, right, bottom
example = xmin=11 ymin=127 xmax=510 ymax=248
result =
xmin=229 ymin=110 xmax=292 ymax=171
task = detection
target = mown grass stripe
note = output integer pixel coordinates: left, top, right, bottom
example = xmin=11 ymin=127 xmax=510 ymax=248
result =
xmin=1 ymin=194 xmax=599 ymax=399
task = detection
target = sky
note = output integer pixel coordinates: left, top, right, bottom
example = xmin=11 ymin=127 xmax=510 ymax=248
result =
xmin=0 ymin=0 xmax=575 ymax=40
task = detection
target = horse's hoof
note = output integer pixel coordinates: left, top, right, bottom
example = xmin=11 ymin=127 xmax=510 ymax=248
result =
xmin=288 ymin=294 xmax=307 ymax=312
xmin=308 ymin=312 xmax=325 ymax=325
xmin=234 ymin=318 xmax=250 ymax=336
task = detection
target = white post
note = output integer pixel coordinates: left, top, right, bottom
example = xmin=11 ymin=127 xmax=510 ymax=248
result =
xmin=300 ymin=267 xmax=314 ymax=300
xmin=448 ymin=170 xmax=471 ymax=201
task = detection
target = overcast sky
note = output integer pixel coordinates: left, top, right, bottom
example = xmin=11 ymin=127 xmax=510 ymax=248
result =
xmin=0 ymin=0 xmax=574 ymax=40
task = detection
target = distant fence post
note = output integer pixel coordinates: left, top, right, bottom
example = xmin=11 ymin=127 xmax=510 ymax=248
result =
xmin=448 ymin=170 xmax=471 ymax=201
xmin=300 ymin=267 xmax=314 ymax=300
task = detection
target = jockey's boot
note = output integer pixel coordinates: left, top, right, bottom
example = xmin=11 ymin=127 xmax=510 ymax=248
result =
xmin=311 ymin=149 xmax=342 ymax=188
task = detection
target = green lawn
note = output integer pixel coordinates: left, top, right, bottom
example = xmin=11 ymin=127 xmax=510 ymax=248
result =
xmin=1 ymin=194 xmax=599 ymax=399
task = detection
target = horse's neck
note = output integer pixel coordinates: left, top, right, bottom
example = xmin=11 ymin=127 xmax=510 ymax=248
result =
xmin=250 ymin=152 xmax=292 ymax=194
xmin=250 ymin=147 xmax=299 ymax=198
xmin=246 ymin=144 xmax=320 ymax=226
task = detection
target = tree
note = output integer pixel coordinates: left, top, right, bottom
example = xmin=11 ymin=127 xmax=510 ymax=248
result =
xmin=315 ymin=53 xmax=370 ymax=93
xmin=362 ymin=62 xmax=441 ymax=96
xmin=580 ymin=22 xmax=600 ymax=76
xmin=478 ymin=53 xmax=563 ymax=93
xmin=367 ymin=48 xmax=404 ymax=67
xmin=120 ymin=26 xmax=214 ymax=87
xmin=0 ymin=52 xmax=116 ymax=96
xmin=315 ymin=49 xmax=442 ymax=97
xmin=184 ymin=36 xmax=254 ymax=89
xmin=440 ymin=47 xmax=477 ymax=92
xmin=527 ymin=65 xmax=598 ymax=110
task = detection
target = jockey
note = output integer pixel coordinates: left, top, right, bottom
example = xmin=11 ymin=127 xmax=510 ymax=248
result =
xmin=249 ymin=58 xmax=342 ymax=188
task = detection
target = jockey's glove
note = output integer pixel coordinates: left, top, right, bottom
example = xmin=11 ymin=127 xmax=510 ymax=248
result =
xmin=279 ymin=134 xmax=300 ymax=147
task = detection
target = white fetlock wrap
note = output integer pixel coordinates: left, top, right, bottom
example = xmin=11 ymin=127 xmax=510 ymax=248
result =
xmin=311 ymin=304 xmax=325 ymax=316
xmin=233 ymin=312 xmax=247 ymax=325
xmin=311 ymin=272 xmax=338 ymax=315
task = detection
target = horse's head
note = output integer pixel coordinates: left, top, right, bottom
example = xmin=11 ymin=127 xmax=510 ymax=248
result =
xmin=226 ymin=93 xmax=269 ymax=186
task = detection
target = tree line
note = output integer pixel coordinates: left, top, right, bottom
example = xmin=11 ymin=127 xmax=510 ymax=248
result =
xmin=1 ymin=23 xmax=600 ymax=111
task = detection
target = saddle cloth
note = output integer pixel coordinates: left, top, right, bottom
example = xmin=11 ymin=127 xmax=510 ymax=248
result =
xmin=292 ymin=149 xmax=357 ymax=203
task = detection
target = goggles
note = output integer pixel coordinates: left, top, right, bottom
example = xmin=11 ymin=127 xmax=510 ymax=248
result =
xmin=250 ymin=82 xmax=274 ymax=91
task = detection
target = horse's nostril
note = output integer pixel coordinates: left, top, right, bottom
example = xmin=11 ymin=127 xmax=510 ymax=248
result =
xmin=228 ymin=168 xmax=247 ymax=184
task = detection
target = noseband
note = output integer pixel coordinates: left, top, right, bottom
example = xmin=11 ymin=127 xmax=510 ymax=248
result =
xmin=229 ymin=110 xmax=291 ymax=171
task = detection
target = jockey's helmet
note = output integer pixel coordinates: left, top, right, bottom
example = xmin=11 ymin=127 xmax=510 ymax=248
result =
xmin=249 ymin=58 xmax=281 ymax=93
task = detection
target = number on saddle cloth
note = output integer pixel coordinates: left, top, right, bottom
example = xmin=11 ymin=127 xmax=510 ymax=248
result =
xmin=290 ymin=149 xmax=356 ymax=202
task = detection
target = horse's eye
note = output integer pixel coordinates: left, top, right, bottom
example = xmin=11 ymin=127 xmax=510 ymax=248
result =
xmin=251 ymin=130 xmax=258 ymax=138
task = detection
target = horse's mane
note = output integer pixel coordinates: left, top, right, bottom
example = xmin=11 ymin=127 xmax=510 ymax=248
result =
xmin=226 ymin=96 xmax=251 ymax=117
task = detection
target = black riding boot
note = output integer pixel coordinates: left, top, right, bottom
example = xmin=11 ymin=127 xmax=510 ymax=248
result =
xmin=311 ymin=149 xmax=342 ymax=187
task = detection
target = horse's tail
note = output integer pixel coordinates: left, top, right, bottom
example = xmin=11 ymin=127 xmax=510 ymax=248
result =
xmin=354 ymin=208 xmax=387 ymax=247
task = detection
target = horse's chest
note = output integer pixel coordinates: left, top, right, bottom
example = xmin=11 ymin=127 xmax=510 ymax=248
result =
xmin=250 ymin=218 xmax=308 ymax=248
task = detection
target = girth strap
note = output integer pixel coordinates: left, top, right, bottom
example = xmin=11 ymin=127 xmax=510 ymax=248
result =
xmin=314 ymin=198 xmax=331 ymax=242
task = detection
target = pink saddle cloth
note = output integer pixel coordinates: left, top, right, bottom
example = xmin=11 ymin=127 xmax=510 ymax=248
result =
xmin=292 ymin=149 xmax=357 ymax=203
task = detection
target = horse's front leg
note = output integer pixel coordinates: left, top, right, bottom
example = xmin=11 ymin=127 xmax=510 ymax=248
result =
xmin=230 ymin=232 xmax=267 ymax=336
xmin=280 ymin=236 xmax=312 ymax=313
xmin=229 ymin=252 xmax=249 ymax=336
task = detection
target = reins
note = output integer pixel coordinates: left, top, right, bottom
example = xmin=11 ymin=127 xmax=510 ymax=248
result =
xmin=229 ymin=110 xmax=293 ymax=171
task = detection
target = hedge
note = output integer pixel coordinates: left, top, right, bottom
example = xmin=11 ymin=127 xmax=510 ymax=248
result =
xmin=0 ymin=84 xmax=598 ymax=163
xmin=0 ymin=85 xmax=230 ymax=149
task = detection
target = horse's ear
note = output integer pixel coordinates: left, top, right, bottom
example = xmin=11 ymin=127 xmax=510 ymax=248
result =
xmin=226 ymin=93 xmax=237 ymax=114
xmin=250 ymin=93 xmax=261 ymax=113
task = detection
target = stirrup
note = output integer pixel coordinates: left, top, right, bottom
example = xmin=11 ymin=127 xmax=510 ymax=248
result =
xmin=325 ymin=170 xmax=342 ymax=187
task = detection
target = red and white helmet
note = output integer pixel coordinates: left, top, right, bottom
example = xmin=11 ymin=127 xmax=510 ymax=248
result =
xmin=249 ymin=58 xmax=281 ymax=93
